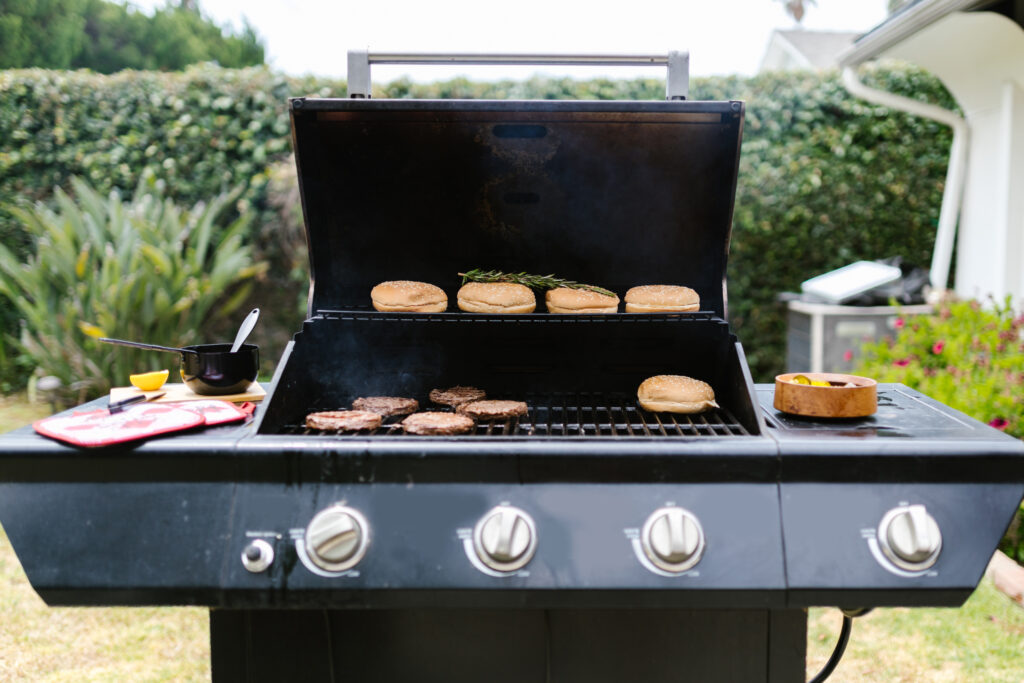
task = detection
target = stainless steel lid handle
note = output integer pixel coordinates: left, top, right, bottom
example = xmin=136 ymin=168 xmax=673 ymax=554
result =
xmin=346 ymin=50 xmax=689 ymax=100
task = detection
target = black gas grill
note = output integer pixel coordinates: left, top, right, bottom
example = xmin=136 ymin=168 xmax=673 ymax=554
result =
xmin=1 ymin=53 xmax=1022 ymax=683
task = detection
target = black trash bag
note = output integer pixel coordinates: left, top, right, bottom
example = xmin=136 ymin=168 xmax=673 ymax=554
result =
xmin=846 ymin=257 xmax=929 ymax=306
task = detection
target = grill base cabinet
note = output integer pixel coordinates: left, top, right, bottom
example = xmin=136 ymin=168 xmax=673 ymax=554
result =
xmin=209 ymin=608 xmax=807 ymax=683
xmin=3 ymin=92 xmax=1023 ymax=682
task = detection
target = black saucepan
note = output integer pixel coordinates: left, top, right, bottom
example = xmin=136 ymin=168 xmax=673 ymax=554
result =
xmin=99 ymin=338 xmax=259 ymax=396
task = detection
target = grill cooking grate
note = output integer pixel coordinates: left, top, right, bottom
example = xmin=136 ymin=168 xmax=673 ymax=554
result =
xmin=279 ymin=392 xmax=750 ymax=438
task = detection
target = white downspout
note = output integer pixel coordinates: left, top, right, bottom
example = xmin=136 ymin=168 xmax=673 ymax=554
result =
xmin=841 ymin=66 xmax=969 ymax=298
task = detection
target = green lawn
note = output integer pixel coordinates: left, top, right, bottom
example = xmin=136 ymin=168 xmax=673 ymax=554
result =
xmin=2 ymin=394 xmax=1023 ymax=680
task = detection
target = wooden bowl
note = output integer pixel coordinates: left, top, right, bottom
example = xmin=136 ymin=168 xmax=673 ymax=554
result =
xmin=773 ymin=372 xmax=877 ymax=418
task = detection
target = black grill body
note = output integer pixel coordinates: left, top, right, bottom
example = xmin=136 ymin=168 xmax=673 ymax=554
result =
xmin=2 ymin=95 xmax=1023 ymax=683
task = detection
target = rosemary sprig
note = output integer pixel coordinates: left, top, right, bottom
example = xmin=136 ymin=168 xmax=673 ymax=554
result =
xmin=458 ymin=269 xmax=617 ymax=298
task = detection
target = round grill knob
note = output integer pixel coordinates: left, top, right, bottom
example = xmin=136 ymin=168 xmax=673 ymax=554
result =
xmin=304 ymin=505 xmax=369 ymax=572
xmin=878 ymin=504 xmax=941 ymax=571
xmin=473 ymin=505 xmax=538 ymax=572
xmin=641 ymin=506 xmax=705 ymax=573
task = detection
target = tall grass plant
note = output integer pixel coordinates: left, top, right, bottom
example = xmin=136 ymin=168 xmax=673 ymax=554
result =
xmin=0 ymin=175 xmax=265 ymax=405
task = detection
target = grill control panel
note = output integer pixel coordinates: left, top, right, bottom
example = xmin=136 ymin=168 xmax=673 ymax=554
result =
xmin=226 ymin=482 xmax=786 ymax=607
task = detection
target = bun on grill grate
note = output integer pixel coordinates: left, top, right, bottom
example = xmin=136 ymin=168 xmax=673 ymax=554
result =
xmin=637 ymin=375 xmax=719 ymax=414
xmin=457 ymin=282 xmax=536 ymax=313
xmin=545 ymin=287 xmax=620 ymax=314
xmin=371 ymin=281 xmax=448 ymax=312
xmin=624 ymin=285 xmax=700 ymax=313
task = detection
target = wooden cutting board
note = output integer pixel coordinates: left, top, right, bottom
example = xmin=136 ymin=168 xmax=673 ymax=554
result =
xmin=109 ymin=381 xmax=265 ymax=404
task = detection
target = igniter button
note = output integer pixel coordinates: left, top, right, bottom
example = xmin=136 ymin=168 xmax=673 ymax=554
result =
xmin=241 ymin=539 xmax=274 ymax=573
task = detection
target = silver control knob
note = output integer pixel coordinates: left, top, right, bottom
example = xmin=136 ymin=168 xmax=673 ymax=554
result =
xmin=473 ymin=505 xmax=538 ymax=572
xmin=878 ymin=504 xmax=942 ymax=571
xmin=241 ymin=539 xmax=274 ymax=573
xmin=304 ymin=504 xmax=370 ymax=572
xmin=641 ymin=506 xmax=705 ymax=573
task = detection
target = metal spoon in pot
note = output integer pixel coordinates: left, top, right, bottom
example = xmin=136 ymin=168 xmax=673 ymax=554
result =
xmin=230 ymin=308 xmax=260 ymax=353
xmin=98 ymin=338 xmax=198 ymax=354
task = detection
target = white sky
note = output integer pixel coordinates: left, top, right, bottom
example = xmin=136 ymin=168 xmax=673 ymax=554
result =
xmin=133 ymin=0 xmax=889 ymax=82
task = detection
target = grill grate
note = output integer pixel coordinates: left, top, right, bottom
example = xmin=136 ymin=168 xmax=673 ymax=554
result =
xmin=279 ymin=392 xmax=750 ymax=438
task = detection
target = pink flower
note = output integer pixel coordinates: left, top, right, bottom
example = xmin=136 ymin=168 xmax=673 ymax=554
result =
xmin=931 ymin=340 xmax=945 ymax=354
xmin=843 ymin=350 xmax=854 ymax=362
xmin=894 ymin=318 xmax=905 ymax=329
xmin=989 ymin=418 xmax=1008 ymax=431
xmin=893 ymin=358 xmax=911 ymax=367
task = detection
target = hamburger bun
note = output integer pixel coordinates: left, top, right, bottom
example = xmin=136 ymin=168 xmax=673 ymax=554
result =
xmin=625 ymin=285 xmax=700 ymax=313
xmin=371 ymin=280 xmax=447 ymax=313
xmin=545 ymin=287 xmax=620 ymax=314
xmin=457 ymin=282 xmax=536 ymax=314
xmin=637 ymin=375 xmax=719 ymax=414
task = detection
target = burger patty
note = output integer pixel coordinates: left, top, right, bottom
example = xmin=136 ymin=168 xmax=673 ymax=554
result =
xmin=456 ymin=399 xmax=529 ymax=420
xmin=429 ymin=385 xmax=486 ymax=407
xmin=401 ymin=411 xmax=476 ymax=435
xmin=352 ymin=396 xmax=419 ymax=417
xmin=305 ymin=410 xmax=382 ymax=431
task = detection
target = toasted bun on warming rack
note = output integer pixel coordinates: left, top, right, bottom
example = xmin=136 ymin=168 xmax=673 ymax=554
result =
xmin=545 ymin=287 xmax=620 ymax=314
xmin=637 ymin=375 xmax=719 ymax=414
xmin=624 ymin=285 xmax=700 ymax=313
xmin=457 ymin=282 xmax=536 ymax=313
xmin=370 ymin=281 xmax=448 ymax=312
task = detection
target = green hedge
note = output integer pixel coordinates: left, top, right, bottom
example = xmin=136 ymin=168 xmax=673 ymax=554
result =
xmin=1 ymin=64 xmax=955 ymax=386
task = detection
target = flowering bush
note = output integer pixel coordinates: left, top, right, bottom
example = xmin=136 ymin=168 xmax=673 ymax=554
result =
xmin=856 ymin=297 xmax=1024 ymax=438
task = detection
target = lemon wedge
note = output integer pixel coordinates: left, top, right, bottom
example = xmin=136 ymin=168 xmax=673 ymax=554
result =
xmin=130 ymin=369 xmax=169 ymax=391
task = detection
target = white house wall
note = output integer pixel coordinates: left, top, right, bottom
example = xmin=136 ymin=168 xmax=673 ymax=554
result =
xmin=880 ymin=11 xmax=1024 ymax=303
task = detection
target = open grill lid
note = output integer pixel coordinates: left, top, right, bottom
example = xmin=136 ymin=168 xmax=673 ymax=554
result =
xmin=289 ymin=97 xmax=745 ymax=318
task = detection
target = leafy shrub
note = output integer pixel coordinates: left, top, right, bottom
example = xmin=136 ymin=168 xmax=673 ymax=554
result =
xmin=1003 ymin=505 xmax=1024 ymax=566
xmin=855 ymin=297 xmax=1024 ymax=437
xmin=0 ymin=176 xmax=266 ymax=406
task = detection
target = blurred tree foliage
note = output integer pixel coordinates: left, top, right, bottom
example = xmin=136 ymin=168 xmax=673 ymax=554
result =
xmin=0 ymin=0 xmax=263 ymax=72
